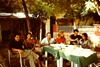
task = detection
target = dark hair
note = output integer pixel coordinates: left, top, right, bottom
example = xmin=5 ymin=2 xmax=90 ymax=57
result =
xmin=47 ymin=32 xmax=51 ymax=35
xmin=82 ymin=33 xmax=88 ymax=40
xmin=73 ymin=29 xmax=79 ymax=32
xmin=59 ymin=30 xmax=64 ymax=34
xmin=25 ymin=33 xmax=33 ymax=39
xmin=27 ymin=33 xmax=32 ymax=36
xmin=58 ymin=34 xmax=60 ymax=37
xmin=13 ymin=33 xmax=21 ymax=37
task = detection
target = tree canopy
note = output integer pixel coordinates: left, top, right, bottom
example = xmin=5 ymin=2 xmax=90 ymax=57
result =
xmin=0 ymin=0 xmax=100 ymax=18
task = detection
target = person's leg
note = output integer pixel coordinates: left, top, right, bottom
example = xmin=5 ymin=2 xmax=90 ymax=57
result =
xmin=22 ymin=50 xmax=39 ymax=61
xmin=21 ymin=50 xmax=38 ymax=67
xmin=37 ymin=59 xmax=41 ymax=67
xmin=27 ymin=55 xmax=36 ymax=67
xmin=29 ymin=50 xmax=41 ymax=67
xmin=29 ymin=50 xmax=39 ymax=61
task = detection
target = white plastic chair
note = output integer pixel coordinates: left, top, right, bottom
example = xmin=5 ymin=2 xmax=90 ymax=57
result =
xmin=8 ymin=50 xmax=23 ymax=67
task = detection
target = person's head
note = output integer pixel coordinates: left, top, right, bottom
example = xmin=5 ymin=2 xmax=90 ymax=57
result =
xmin=73 ymin=29 xmax=79 ymax=36
xmin=14 ymin=33 xmax=21 ymax=42
xmin=26 ymin=33 xmax=32 ymax=39
xmin=46 ymin=32 xmax=51 ymax=39
xmin=58 ymin=30 xmax=64 ymax=37
xmin=82 ymin=33 xmax=88 ymax=40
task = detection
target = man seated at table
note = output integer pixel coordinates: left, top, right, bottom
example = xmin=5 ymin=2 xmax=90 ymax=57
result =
xmin=41 ymin=32 xmax=55 ymax=46
xmin=9 ymin=33 xmax=39 ymax=67
xmin=69 ymin=29 xmax=82 ymax=45
xmin=41 ymin=32 xmax=55 ymax=63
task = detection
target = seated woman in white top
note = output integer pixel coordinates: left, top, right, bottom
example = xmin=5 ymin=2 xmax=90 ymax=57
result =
xmin=41 ymin=32 xmax=55 ymax=46
xmin=77 ymin=33 xmax=92 ymax=49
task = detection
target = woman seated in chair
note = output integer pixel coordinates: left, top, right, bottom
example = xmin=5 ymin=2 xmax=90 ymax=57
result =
xmin=77 ymin=33 xmax=92 ymax=49
xmin=9 ymin=33 xmax=39 ymax=67
xmin=24 ymin=33 xmax=35 ymax=51
xmin=24 ymin=33 xmax=44 ymax=67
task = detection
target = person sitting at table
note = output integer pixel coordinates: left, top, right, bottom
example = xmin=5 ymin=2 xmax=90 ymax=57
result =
xmin=9 ymin=33 xmax=39 ymax=67
xmin=69 ymin=29 xmax=82 ymax=45
xmin=41 ymin=32 xmax=55 ymax=46
xmin=77 ymin=33 xmax=92 ymax=49
xmin=41 ymin=32 xmax=55 ymax=63
xmin=24 ymin=33 xmax=45 ymax=67
xmin=55 ymin=30 xmax=66 ymax=44
xmin=24 ymin=33 xmax=35 ymax=50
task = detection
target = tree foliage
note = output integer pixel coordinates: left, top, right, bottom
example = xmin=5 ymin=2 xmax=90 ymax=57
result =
xmin=29 ymin=0 xmax=54 ymax=18
xmin=43 ymin=0 xmax=86 ymax=18
xmin=1 ymin=0 xmax=100 ymax=18
xmin=93 ymin=0 xmax=100 ymax=16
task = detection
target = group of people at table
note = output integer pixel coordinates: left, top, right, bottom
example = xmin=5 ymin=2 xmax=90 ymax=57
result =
xmin=9 ymin=29 xmax=99 ymax=67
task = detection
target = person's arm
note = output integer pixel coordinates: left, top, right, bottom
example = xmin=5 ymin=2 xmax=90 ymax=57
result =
xmin=40 ymin=38 xmax=46 ymax=46
xmin=55 ymin=38 xmax=58 ymax=44
xmin=23 ymin=40 xmax=28 ymax=49
xmin=52 ymin=38 xmax=56 ymax=44
xmin=69 ymin=38 xmax=78 ymax=45
xmin=12 ymin=48 xmax=24 ymax=54
xmin=9 ymin=40 xmax=25 ymax=54
xmin=40 ymin=43 xmax=49 ymax=47
xmin=41 ymin=38 xmax=45 ymax=44
xmin=77 ymin=39 xmax=80 ymax=45
xmin=69 ymin=38 xmax=78 ymax=41
xmin=88 ymin=37 xmax=93 ymax=44
xmin=69 ymin=35 xmax=78 ymax=41
xmin=31 ymin=45 xmax=35 ymax=51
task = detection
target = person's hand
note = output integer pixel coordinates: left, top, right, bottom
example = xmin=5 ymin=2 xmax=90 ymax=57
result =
xmin=40 ymin=44 xmax=45 ymax=47
xmin=82 ymin=44 xmax=89 ymax=48
xmin=18 ymin=50 xmax=24 ymax=54
xmin=75 ymin=38 xmax=78 ymax=41
xmin=72 ymin=42 xmax=77 ymax=45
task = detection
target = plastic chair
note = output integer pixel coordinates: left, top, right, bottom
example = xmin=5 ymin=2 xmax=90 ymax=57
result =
xmin=8 ymin=50 xmax=27 ymax=67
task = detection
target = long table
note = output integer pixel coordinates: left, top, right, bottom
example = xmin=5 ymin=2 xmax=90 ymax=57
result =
xmin=43 ymin=45 xmax=98 ymax=67
xmin=59 ymin=49 xmax=98 ymax=67
xmin=43 ymin=46 xmax=60 ymax=67
xmin=43 ymin=46 xmax=60 ymax=60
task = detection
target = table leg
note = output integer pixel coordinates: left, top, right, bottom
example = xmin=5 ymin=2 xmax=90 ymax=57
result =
xmin=71 ymin=62 xmax=74 ymax=67
xmin=59 ymin=57 xmax=63 ymax=67
xmin=89 ymin=64 xmax=92 ymax=67
xmin=57 ymin=59 xmax=60 ymax=67
xmin=74 ymin=63 xmax=78 ymax=67
xmin=45 ymin=51 xmax=48 ymax=67
xmin=71 ymin=62 xmax=78 ymax=67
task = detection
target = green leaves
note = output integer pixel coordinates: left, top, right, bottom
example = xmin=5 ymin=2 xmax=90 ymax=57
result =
xmin=3 ymin=0 xmax=99 ymax=18
xmin=81 ymin=0 xmax=96 ymax=16
xmin=28 ymin=0 xmax=54 ymax=18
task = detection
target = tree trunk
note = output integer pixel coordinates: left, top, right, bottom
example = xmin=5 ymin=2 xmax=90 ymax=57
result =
xmin=22 ymin=0 xmax=31 ymax=32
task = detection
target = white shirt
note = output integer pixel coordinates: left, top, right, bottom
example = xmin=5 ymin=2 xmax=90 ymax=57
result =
xmin=41 ymin=37 xmax=55 ymax=44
